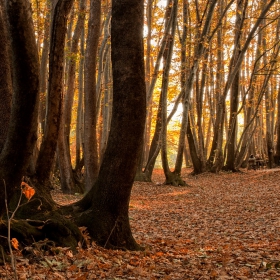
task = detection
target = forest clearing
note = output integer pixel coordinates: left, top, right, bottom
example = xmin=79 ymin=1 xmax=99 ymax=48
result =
xmin=1 ymin=168 xmax=280 ymax=280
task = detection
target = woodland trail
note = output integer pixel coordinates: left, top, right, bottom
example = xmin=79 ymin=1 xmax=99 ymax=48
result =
xmin=1 ymin=168 xmax=280 ymax=279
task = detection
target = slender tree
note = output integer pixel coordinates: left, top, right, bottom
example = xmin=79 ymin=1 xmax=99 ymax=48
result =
xmin=58 ymin=0 xmax=86 ymax=193
xmin=35 ymin=0 xmax=75 ymax=186
xmin=83 ymin=0 xmax=101 ymax=191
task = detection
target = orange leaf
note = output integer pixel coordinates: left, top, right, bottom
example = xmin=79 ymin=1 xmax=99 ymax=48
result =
xmin=21 ymin=182 xmax=35 ymax=200
xmin=11 ymin=238 xmax=19 ymax=250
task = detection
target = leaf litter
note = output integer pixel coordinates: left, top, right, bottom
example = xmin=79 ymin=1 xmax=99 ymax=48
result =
xmin=1 ymin=168 xmax=280 ymax=279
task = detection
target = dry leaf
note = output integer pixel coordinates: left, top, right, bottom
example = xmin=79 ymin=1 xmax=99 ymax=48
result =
xmin=11 ymin=238 xmax=19 ymax=250
xmin=21 ymin=182 xmax=35 ymax=200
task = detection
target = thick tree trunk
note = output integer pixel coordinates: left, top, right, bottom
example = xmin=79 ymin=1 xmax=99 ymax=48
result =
xmin=0 ymin=0 xmax=83 ymax=258
xmin=73 ymin=0 xmax=146 ymax=250
xmin=0 ymin=0 xmax=39 ymax=215
xmin=0 ymin=4 xmax=12 ymax=153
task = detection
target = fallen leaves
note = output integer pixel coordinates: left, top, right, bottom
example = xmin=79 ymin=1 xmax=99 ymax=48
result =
xmin=1 ymin=168 xmax=280 ymax=279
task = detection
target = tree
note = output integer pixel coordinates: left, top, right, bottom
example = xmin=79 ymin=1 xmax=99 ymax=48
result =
xmin=72 ymin=0 xmax=146 ymax=249
xmin=35 ymin=0 xmax=74 ymax=187
xmin=0 ymin=0 xmax=39 ymax=215
xmin=224 ymin=0 xmax=248 ymax=171
xmin=83 ymin=0 xmax=101 ymax=191
xmin=57 ymin=0 xmax=86 ymax=193
xmin=208 ymin=0 xmax=276 ymax=172
xmin=0 ymin=0 xmax=146 ymax=253
xmin=0 ymin=2 xmax=12 ymax=153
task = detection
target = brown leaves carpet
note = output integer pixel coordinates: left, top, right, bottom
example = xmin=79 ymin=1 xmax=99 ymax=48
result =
xmin=1 ymin=168 xmax=280 ymax=279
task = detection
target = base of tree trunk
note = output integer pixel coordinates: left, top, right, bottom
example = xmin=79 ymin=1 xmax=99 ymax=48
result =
xmin=73 ymin=207 xmax=144 ymax=251
xmin=164 ymin=172 xmax=188 ymax=187
xmin=0 ymin=210 xmax=84 ymax=253
xmin=0 ymin=182 xmax=85 ymax=259
xmin=222 ymin=165 xmax=239 ymax=172
xmin=134 ymin=171 xmax=152 ymax=182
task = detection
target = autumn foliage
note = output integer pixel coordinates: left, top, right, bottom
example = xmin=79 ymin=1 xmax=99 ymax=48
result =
xmin=1 ymin=168 xmax=280 ymax=279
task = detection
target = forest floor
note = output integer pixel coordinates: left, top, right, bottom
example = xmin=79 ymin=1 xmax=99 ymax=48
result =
xmin=1 ymin=168 xmax=280 ymax=279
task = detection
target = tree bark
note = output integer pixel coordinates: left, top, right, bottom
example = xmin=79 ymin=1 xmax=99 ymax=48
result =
xmin=35 ymin=0 xmax=74 ymax=186
xmin=58 ymin=0 xmax=86 ymax=193
xmin=0 ymin=3 xmax=12 ymax=153
xmin=0 ymin=0 xmax=39 ymax=215
xmin=83 ymin=0 xmax=101 ymax=191
xmin=73 ymin=0 xmax=146 ymax=250
xmin=224 ymin=0 xmax=247 ymax=171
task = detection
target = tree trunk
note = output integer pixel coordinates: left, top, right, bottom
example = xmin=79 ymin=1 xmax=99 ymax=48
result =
xmin=208 ymin=0 xmax=276 ymax=172
xmin=224 ymin=0 xmax=247 ymax=171
xmin=83 ymin=0 xmax=101 ymax=191
xmin=58 ymin=0 xmax=86 ymax=193
xmin=0 ymin=4 xmax=12 ymax=153
xmin=100 ymin=49 xmax=112 ymax=162
xmin=73 ymin=0 xmax=146 ymax=250
xmin=135 ymin=0 xmax=173 ymax=181
xmin=161 ymin=0 xmax=183 ymax=186
xmin=74 ymin=27 xmax=85 ymax=181
xmin=0 ymin=0 xmax=39 ymax=215
xmin=35 ymin=0 xmax=74 ymax=186
xmin=275 ymin=85 xmax=280 ymax=165
xmin=38 ymin=0 xmax=51 ymax=135
xmin=235 ymin=26 xmax=262 ymax=168
xmin=186 ymin=114 xmax=204 ymax=174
